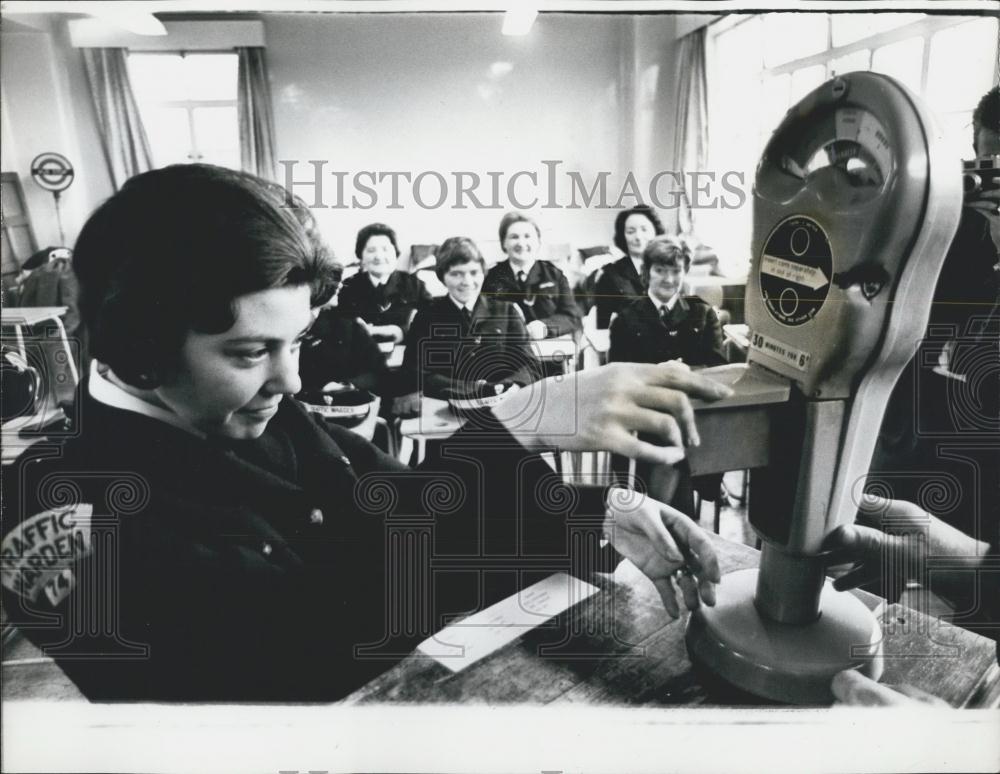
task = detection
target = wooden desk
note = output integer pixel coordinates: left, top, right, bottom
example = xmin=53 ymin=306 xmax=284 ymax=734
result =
xmin=346 ymin=534 xmax=1000 ymax=707
xmin=532 ymin=336 xmax=577 ymax=373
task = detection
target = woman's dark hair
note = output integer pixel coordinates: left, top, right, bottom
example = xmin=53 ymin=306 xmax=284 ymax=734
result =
xmin=613 ymin=205 xmax=665 ymax=255
xmin=354 ymin=222 xmax=400 ymax=261
xmin=640 ymin=235 xmax=692 ymax=285
xmin=972 ymin=86 xmax=1000 ymax=152
xmin=435 ymin=236 xmax=485 ymax=280
xmin=73 ymin=164 xmax=339 ymax=388
xmin=498 ymin=211 xmax=541 ymax=245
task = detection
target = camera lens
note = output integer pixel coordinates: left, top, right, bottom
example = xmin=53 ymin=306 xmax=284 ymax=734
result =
xmin=963 ymin=173 xmax=983 ymax=196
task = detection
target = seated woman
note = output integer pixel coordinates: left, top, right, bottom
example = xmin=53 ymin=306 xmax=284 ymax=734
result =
xmin=594 ymin=205 xmax=665 ymax=328
xmin=482 ymin=212 xmax=581 ymax=340
xmin=336 ymin=222 xmax=431 ymax=343
xmin=609 ymin=236 xmax=727 ymax=368
xmin=398 ymin=236 xmax=543 ymax=402
xmin=609 ymin=235 xmax=727 ymax=515
xmin=0 ymin=164 xmax=728 ymax=702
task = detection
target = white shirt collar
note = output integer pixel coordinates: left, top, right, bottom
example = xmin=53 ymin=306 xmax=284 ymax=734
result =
xmin=511 ymin=260 xmax=534 ymax=279
xmin=631 ymin=256 xmax=644 ymax=275
xmin=449 ymin=295 xmax=477 ymax=313
xmin=367 ymin=272 xmax=391 ymax=287
xmin=648 ymin=290 xmax=680 ymax=312
xmin=89 ymin=360 xmax=207 ymax=438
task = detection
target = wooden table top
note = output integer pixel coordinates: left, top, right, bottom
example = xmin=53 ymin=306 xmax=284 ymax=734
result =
xmin=345 ymin=534 xmax=1000 ymax=708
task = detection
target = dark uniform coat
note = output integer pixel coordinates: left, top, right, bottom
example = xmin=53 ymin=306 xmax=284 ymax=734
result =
xmin=482 ymin=260 xmax=581 ymax=337
xmin=400 ymin=295 xmax=543 ymax=398
xmin=298 ymin=308 xmax=389 ymax=395
xmin=609 ymin=295 xmax=727 ymax=367
xmin=0 ymin=392 xmax=616 ymax=701
xmin=594 ymin=256 xmax=644 ymax=328
xmin=337 ymin=270 xmax=431 ymax=335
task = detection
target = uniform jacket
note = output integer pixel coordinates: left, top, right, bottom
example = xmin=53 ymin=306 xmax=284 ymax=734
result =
xmin=298 ymin=308 xmax=389 ymax=395
xmin=0 ymin=392 xmax=616 ymax=701
xmin=594 ymin=256 xmax=644 ymax=328
xmin=337 ymin=270 xmax=431 ymax=335
xmin=400 ymin=295 xmax=543 ymax=398
xmin=608 ymin=295 xmax=727 ymax=367
xmin=482 ymin=260 xmax=581 ymax=337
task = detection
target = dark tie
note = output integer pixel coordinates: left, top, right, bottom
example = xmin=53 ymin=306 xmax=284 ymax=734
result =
xmin=461 ymin=307 xmax=472 ymax=327
xmin=516 ymin=270 xmax=527 ymax=289
xmin=660 ymin=305 xmax=671 ymax=324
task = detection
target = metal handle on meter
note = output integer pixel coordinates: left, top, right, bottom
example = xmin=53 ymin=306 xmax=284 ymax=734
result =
xmin=684 ymin=72 xmax=963 ymax=704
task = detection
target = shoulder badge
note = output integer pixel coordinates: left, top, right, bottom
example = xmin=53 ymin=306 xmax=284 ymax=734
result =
xmin=1 ymin=504 xmax=94 ymax=605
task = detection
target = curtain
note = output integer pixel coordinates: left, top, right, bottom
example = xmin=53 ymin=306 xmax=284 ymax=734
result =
xmin=671 ymin=27 xmax=710 ymax=235
xmin=237 ymin=47 xmax=278 ymax=181
xmin=82 ymin=48 xmax=154 ymax=191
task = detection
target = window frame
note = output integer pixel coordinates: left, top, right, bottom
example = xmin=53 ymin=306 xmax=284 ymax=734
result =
xmin=701 ymin=12 xmax=999 ymax=275
xmin=127 ymin=49 xmax=240 ymax=167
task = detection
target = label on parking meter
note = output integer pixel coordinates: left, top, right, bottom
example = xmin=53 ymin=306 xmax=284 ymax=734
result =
xmin=749 ymin=331 xmax=811 ymax=372
xmin=759 ymin=216 xmax=832 ymax=326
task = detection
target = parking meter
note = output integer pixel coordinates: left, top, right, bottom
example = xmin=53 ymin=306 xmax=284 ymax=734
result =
xmin=685 ymin=72 xmax=963 ymax=703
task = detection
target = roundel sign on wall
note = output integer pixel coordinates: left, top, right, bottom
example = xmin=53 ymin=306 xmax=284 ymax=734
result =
xmin=759 ymin=216 xmax=833 ymax=327
xmin=30 ymin=152 xmax=75 ymax=193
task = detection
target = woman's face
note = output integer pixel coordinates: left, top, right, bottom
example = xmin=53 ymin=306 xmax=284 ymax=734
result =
xmin=647 ymin=262 xmax=686 ymax=305
xmin=624 ymin=214 xmax=656 ymax=258
xmin=443 ymin=260 xmax=484 ymax=306
xmin=503 ymin=221 xmax=540 ymax=264
xmin=362 ymin=234 xmax=397 ymax=278
xmin=154 ymin=285 xmax=313 ymax=439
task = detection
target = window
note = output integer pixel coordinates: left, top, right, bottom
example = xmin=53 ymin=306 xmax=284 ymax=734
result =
xmin=128 ymin=52 xmax=240 ymax=169
xmin=702 ymin=13 xmax=999 ymax=275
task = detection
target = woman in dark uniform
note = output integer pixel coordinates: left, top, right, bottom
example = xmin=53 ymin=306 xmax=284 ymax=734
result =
xmin=609 ymin=235 xmax=727 ymax=516
xmin=0 ymin=165 xmax=729 ymax=702
xmin=594 ymin=205 xmax=665 ymax=328
xmin=482 ymin=212 xmax=581 ymax=340
xmin=399 ymin=236 xmax=543 ymax=402
xmin=609 ymin=236 xmax=727 ymax=369
xmin=336 ymin=222 xmax=431 ymax=343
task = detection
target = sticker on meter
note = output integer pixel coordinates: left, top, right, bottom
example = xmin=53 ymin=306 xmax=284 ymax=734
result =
xmin=749 ymin=331 xmax=811 ymax=372
xmin=759 ymin=216 xmax=832 ymax=326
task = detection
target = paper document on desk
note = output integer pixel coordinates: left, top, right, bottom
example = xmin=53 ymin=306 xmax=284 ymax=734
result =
xmin=417 ymin=572 xmax=599 ymax=672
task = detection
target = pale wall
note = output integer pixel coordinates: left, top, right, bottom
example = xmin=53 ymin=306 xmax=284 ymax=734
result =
xmin=1 ymin=16 xmax=114 ymax=253
xmin=265 ymin=11 xmax=679 ymax=264
xmin=2 ymin=11 xmax=690 ymax=266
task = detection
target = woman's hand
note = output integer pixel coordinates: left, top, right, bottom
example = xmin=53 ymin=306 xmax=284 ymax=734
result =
xmin=491 ymin=361 xmax=733 ymax=465
xmin=366 ymin=323 xmax=404 ymax=343
xmin=603 ymin=487 xmax=720 ymax=617
xmin=525 ymin=320 xmax=548 ymax=340
xmin=392 ymin=391 xmax=421 ymax=417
